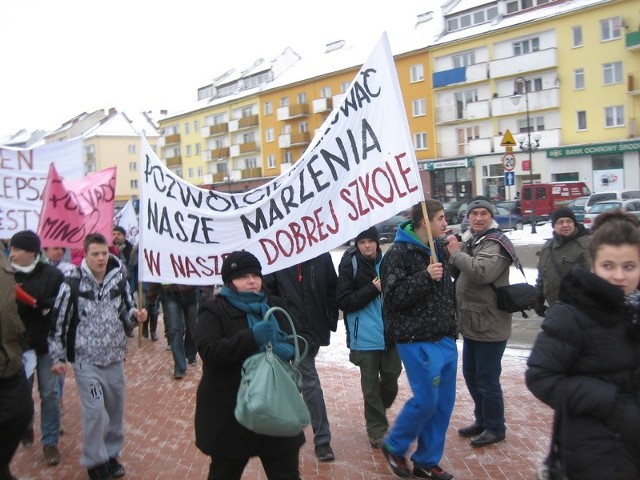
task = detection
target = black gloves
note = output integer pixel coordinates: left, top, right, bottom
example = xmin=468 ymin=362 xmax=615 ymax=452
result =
xmin=534 ymin=301 xmax=547 ymax=318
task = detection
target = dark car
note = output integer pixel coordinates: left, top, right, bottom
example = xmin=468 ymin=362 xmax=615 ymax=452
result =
xmin=374 ymin=214 xmax=407 ymax=243
xmin=567 ymin=195 xmax=589 ymax=222
xmin=443 ymin=200 xmax=465 ymax=224
xmin=456 ymin=202 xmax=468 ymax=224
xmin=461 ymin=205 xmax=523 ymax=233
xmin=496 ymin=200 xmax=521 ymax=216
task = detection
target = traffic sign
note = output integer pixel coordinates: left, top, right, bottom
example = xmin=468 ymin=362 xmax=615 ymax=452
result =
xmin=504 ymin=171 xmax=515 ymax=186
xmin=501 ymin=129 xmax=517 ymax=147
xmin=502 ymin=152 xmax=516 ymax=172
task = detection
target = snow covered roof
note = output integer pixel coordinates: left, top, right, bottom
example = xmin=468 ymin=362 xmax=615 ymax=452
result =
xmin=84 ymin=111 xmax=159 ymax=138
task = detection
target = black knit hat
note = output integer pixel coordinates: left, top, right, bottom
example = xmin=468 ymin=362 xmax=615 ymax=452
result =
xmin=10 ymin=230 xmax=41 ymax=253
xmin=551 ymin=207 xmax=577 ymax=226
xmin=221 ymin=250 xmax=262 ymax=283
xmin=355 ymin=226 xmax=379 ymax=246
xmin=466 ymin=196 xmax=495 ymax=217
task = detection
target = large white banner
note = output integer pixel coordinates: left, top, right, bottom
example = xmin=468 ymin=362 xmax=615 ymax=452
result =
xmin=139 ymin=33 xmax=424 ymax=285
xmin=0 ymin=137 xmax=84 ymax=237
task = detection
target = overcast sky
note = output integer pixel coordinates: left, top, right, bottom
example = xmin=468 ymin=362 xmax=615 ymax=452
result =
xmin=0 ymin=0 xmax=429 ymax=137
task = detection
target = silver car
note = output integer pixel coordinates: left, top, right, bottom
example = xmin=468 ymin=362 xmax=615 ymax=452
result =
xmin=582 ymin=199 xmax=640 ymax=229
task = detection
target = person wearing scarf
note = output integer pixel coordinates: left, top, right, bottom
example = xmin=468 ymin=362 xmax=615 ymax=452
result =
xmin=526 ymin=210 xmax=640 ymax=479
xmin=194 ymin=250 xmax=313 ymax=480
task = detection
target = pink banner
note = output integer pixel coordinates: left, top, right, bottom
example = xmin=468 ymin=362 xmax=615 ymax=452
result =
xmin=37 ymin=163 xmax=117 ymax=249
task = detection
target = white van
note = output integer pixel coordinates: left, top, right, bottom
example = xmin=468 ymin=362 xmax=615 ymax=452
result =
xmin=583 ymin=190 xmax=640 ymax=213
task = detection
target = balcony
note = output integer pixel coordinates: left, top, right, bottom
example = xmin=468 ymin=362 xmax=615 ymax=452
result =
xmin=435 ymin=99 xmax=491 ymax=124
xmin=165 ymin=156 xmax=182 ymax=167
xmin=491 ymin=88 xmax=560 ymax=117
xmin=229 ymin=141 xmax=259 ymax=157
xmin=201 ymin=123 xmax=228 ymax=138
xmin=626 ymin=30 xmax=640 ymax=50
xmin=204 ymin=147 xmax=229 ymax=161
xmin=433 ymin=62 xmax=489 ymax=88
xmin=489 ymin=48 xmax=557 ymax=79
xmin=276 ymin=103 xmax=309 ymax=120
xmin=164 ymin=133 xmax=181 ymax=145
xmin=313 ymin=97 xmax=333 ymax=113
xmin=278 ymin=131 xmax=311 ymax=148
xmin=229 ymin=114 xmax=259 ymax=132
xmin=241 ymin=167 xmax=262 ymax=179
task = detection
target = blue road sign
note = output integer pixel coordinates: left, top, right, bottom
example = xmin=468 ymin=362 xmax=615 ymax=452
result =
xmin=504 ymin=171 xmax=515 ymax=186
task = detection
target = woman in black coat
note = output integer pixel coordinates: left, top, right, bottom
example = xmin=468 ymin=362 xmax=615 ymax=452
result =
xmin=526 ymin=210 xmax=640 ymax=480
xmin=194 ymin=251 xmax=313 ymax=480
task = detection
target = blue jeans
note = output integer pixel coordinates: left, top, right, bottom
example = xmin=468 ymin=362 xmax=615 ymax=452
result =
xmin=386 ymin=338 xmax=457 ymax=467
xmin=462 ymin=338 xmax=507 ymax=435
xmin=27 ymin=353 xmax=61 ymax=446
xmin=298 ymin=347 xmax=331 ymax=446
xmin=162 ymin=289 xmax=198 ymax=374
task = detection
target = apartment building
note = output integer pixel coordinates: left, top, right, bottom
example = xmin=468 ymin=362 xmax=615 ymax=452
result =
xmin=157 ymin=0 xmax=639 ymax=203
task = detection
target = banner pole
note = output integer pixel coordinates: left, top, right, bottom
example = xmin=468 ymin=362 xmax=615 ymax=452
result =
xmin=420 ymin=201 xmax=438 ymax=264
xmin=137 ymin=282 xmax=143 ymax=348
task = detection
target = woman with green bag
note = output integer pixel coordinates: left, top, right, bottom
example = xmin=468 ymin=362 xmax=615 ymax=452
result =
xmin=193 ymin=250 xmax=313 ymax=480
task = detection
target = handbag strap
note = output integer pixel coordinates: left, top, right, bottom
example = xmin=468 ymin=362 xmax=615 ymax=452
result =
xmin=262 ymin=306 xmax=309 ymax=367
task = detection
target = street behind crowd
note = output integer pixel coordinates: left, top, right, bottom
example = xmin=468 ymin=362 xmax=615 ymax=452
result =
xmin=12 ymin=225 xmax=554 ymax=479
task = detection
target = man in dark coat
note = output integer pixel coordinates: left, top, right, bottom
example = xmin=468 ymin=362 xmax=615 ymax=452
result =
xmin=9 ymin=230 xmax=64 ymax=467
xmin=264 ymin=252 xmax=339 ymax=462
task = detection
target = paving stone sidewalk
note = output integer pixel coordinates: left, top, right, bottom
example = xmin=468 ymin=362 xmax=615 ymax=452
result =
xmin=12 ymin=319 xmax=552 ymax=480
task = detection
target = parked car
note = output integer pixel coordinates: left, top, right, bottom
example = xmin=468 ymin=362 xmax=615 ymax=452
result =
xmin=496 ymin=200 xmax=521 ymax=215
xmin=583 ymin=190 xmax=640 ymax=214
xmin=461 ymin=205 xmax=523 ymax=233
xmin=582 ymin=199 xmax=640 ymax=229
xmin=443 ymin=200 xmax=465 ymax=224
xmin=374 ymin=213 xmax=410 ymax=244
xmin=567 ymin=195 xmax=589 ymax=222
xmin=456 ymin=202 xmax=468 ymax=224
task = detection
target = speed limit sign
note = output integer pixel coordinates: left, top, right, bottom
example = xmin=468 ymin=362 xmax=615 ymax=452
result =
xmin=502 ymin=152 xmax=516 ymax=172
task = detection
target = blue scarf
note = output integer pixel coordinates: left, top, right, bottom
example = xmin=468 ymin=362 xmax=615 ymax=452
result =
xmin=218 ymin=287 xmax=286 ymax=343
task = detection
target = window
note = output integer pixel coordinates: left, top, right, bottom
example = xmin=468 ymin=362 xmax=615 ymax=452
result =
xmin=264 ymin=101 xmax=273 ymax=115
xmin=572 ymin=26 xmax=583 ymax=47
xmin=604 ymin=106 xmax=624 ymax=127
xmin=130 ymin=179 xmax=138 ymax=189
xmin=514 ymin=77 xmax=543 ymax=94
xmin=414 ymin=132 xmax=428 ymax=150
xmin=195 ymin=143 xmax=201 ymax=154
xmin=513 ymin=37 xmax=540 ymax=56
xmin=197 ymin=167 xmax=203 ymax=177
xmin=340 ymin=82 xmax=350 ymax=93
xmin=280 ymin=97 xmax=289 ymax=107
xmin=246 ymin=158 xmax=257 ymax=169
xmin=128 ymin=144 xmax=136 ymax=154
xmin=194 ymin=120 xmax=199 ymax=131
xmin=603 ymin=62 xmax=623 ymax=85
xmin=267 ymin=154 xmax=276 ymax=169
xmin=412 ymin=99 xmax=426 ymax=117
xmin=188 ymin=168 xmax=193 ymax=178
xmin=454 ymin=89 xmax=478 ymax=119
xmin=410 ymin=64 xmax=424 ymax=82
xmin=299 ymin=122 xmax=308 ymax=133
xmin=186 ymin=145 xmax=192 ymax=156
xmin=506 ymin=0 xmax=550 ymax=14
xmin=320 ymin=86 xmax=332 ymax=98
xmin=243 ymin=132 xmax=255 ymax=143
xmin=600 ymin=17 xmax=622 ymax=41
xmin=446 ymin=5 xmax=497 ymax=32
xmin=297 ymin=92 xmax=306 ymax=104
xmin=184 ymin=122 xmax=190 ymax=135
xmin=283 ymin=152 xmax=293 ymax=164
xmin=129 ymin=161 xmax=137 ymax=171
xmin=517 ymin=115 xmax=545 ymax=132
xmin=452 ymin=51 xmax=475 ymax=68
xmin=574 ymin=68 xmax=585 ymax=90
xmin=265 ymin=128 xmax=275 ymax=142
xmin=577 ymin=111 xmax=587 ymax=131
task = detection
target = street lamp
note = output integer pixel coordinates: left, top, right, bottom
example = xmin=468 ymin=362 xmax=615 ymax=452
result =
xmin=511 ymin=76 xmax=541 ymax=233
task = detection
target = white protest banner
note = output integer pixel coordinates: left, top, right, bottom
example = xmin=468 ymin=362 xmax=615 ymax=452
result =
xmin=139 ymin=33 xmax=424 ymax=285
xmin=38 ymin=164 xmax=117 ymax=249
xmin=116 ymin=199 xmax=139 ymax=245
xmin=0 ymin=137 xmax=84 ymax=237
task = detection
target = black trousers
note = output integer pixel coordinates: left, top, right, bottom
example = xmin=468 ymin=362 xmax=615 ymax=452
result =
xmin=0 ymin=371 xmax=34 ymax=480
xmin=208 ymin=450 xmax=301 ymax=480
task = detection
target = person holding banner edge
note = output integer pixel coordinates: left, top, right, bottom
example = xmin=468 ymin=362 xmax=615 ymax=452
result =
xmin=378 ymin=200 xmax=458 ymax=479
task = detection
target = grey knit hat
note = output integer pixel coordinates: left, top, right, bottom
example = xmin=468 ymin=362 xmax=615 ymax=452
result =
xmin=466 ymin=196 xmax=495 ymax=217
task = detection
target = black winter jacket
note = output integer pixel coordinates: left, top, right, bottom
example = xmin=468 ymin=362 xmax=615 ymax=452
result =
xmin=263 ymin=252 xmax=338 ymax=347
xmin=193 ymin=293 xmax=312 ymax=458
xmin=15 ymin=261 xmax=64 ymax=354
xmin=526 ymin=266 xmax=640 ymax=479
xmin=380 ymin=224 xmax=457 ymax=343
